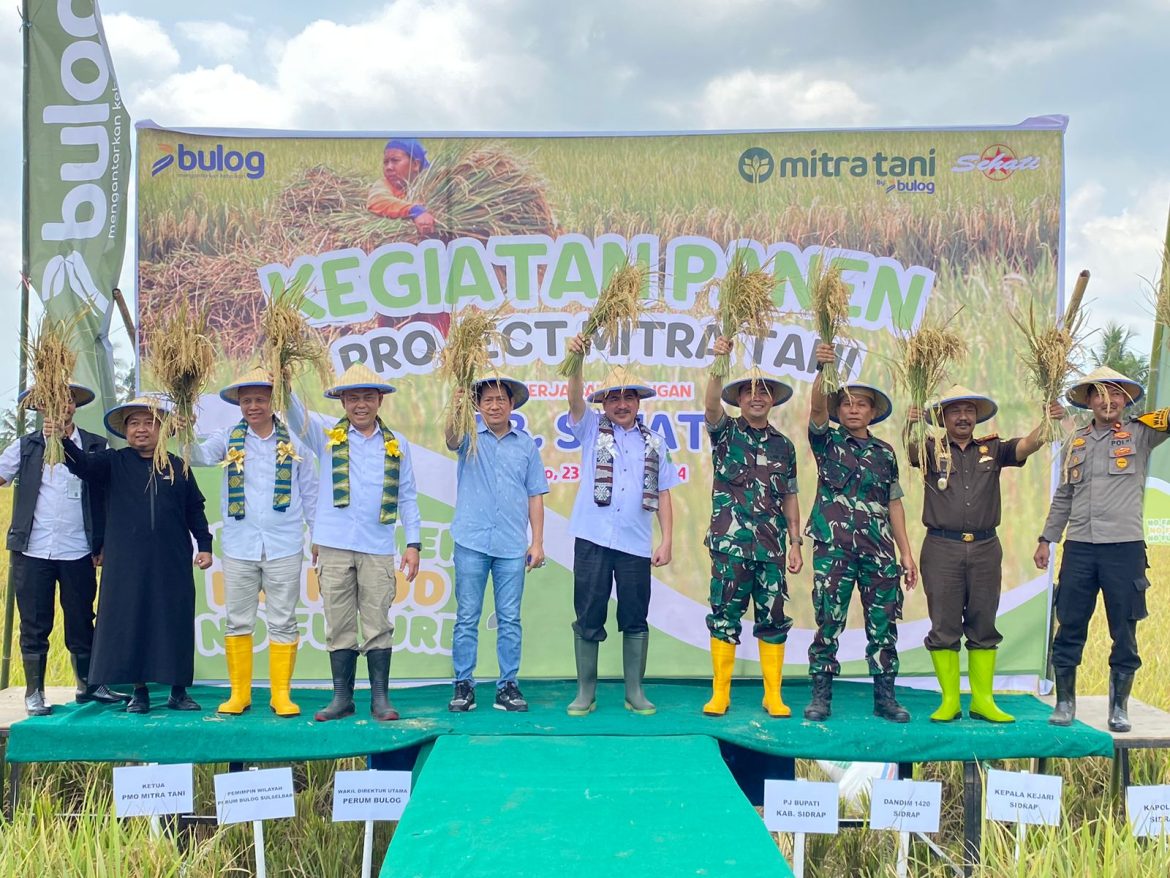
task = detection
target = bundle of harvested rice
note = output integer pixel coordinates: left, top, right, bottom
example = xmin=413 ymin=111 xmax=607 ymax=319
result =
xmin=810 ymin=261 xmax=852 ymax=394
xmin=1010 ymin=271 xmax=1088 ymax=443
xmin=707 ymin=252 xmax=781 ymax=379
xmin=261 ymin=275 xmax=332 ymax=414
xmin=892 ymin=315 xmax=968 ymax=469
xmin=145 ymin=299 xmax=217 ymax=474
xmin=558 ymin=262 xmax=653 ymax=378
xmin=21 ymin=314 xmax=83 ymax=465
xmin=435 ymin=306 xmax=506 ymax=454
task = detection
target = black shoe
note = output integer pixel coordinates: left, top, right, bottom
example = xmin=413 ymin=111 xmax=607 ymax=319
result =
xmin=1108 ymin=671 xmax=1134 ymax=733
xmin=126 ymin=687 xmax=151 ymax=714
xmin=803 ymin=673 xmax=833 ymax=721
xmin=22 ymin=653 xmax=52 ymax=717
xmin=366 ymin=649 xmax=399 ymax=721
xmin=873 ymin=674 xmax=911 ymax=723
xmin=494 ymin=682 xmax=529 ymax=712
xmin=78 ymin=684 xmax=132 ymax=705
xmin=449 ymin=680 xmax=477 ymax=712
xmin=315 ymin=649 xmax=358 ymax=722
xmin=167 ymin=687 xmax=201 ymax=711
xmin=1049 ymin=668 xmax=1076 ymax=727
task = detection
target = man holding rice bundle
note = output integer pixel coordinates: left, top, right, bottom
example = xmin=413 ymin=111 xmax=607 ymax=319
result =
xmin=804 ymin=343 xmax=918 ymax=723
xmin=1036 ymin=367 xmax=1169 ymax=732
xmin=563 ymin=335 xmax=679 ymax=717
xmin=0 ymin=382 xmax=128 ymax=716
xmin=59 ymin=396 xmax=213 ymax=715
xmin=296 ymin=363 xmax=421 ymax=723
xmin=367 ymin=137 xmax=436 ymax=236
xmin=444 ymin=377 xmax=548 ymax=712
xmin=700 ymin=337 xmax=803 ymax=718
xmin=186 ymin=368 xmax=317 ymax=718
xmin=907 ymin=386 xmax=1064 ymax=724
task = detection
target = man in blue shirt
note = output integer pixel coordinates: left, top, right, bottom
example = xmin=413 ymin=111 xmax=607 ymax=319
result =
xmin=444 ymin=377 xmax=548 ymax=712
xmin=562 ymin=335 xmax=679 ymax=717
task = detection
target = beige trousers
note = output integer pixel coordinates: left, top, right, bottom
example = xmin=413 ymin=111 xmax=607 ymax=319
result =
xmin=316 ymin=546 xmax=397 ymax=652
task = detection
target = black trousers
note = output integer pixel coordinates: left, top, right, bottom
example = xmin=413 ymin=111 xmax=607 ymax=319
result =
xmin=572 ymin=538 xmax=651 ymax=641
xmin=1052 ymin=540 xmax=1148 ymax=675
xmin=10 ymin=552 xmax=97 ymax=656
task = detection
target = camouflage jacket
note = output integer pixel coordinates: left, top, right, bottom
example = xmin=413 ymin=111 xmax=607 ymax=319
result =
xmin=804 ymin=421 xmax=902 ymax=554
xmin=705 ymin=415 xmax=798 ymax=562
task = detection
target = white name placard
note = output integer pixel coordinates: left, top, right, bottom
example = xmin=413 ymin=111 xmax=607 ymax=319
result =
xmin=1127 ymin=785 xmax=1170 ymax=838
xmin=214 ymin=767 xmax=296 ymax=825
xmin=113 ymin=763 xmax=194 ymax=818
xmin=332 ymin=770 xmax=412 ymax=822
xmin=869 ymin=779 xmax=942 ymax=833
xmin=986 ymin=769 xmax=1063 ymax=826
xmin=763 ymin=780 xmax=839 ymax=835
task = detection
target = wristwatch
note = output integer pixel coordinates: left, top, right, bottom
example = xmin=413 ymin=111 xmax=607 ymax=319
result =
xmin=407 ymin=542 xmax=422 ymax=551
xmin=1037 ymin=537 xmax=1050 ymax=545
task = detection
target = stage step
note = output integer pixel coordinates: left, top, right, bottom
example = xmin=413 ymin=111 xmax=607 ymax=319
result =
xmin=383 ymin=734 xmax=793 ymax=878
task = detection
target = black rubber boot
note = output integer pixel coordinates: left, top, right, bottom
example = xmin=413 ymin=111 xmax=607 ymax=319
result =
xmin=315 ymin=648 xmax=358 ymax=722
xmin=1048 ymin=668 xmax=1076 ymax=726
xmin=803 ymin=673 xmax=833 ymax=721
xmin=367 ymin=648 xmax=400 ymax=721
xmin=22 ymin=653 xmax=52 ymax=717
xmin=622 ymin=632 xmax=655 ymax=715
xmin=72 ymin=653 xmax=131 ymax=704
xmin=567 ymin=636 xmax=598 ymax=716
xmin=873 ymin=673 xmax=911 ymax=723
xmin=1108 ymin=671 xmax=1134 ymax=733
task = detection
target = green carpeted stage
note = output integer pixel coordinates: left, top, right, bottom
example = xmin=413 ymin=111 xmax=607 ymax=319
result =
xmin=384 ymin=735 xmax=795 ymax=878
xmin=6 ymin=678 xmax=1112 ymax=765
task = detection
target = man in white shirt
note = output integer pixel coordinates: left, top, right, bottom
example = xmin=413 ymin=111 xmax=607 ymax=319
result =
xmin=562 ymin=337 xmax=678 ymax=717
xmin=299 ymin=363 xmax=421 ymax=722
xmin=188 ymin=368 xmax=317 ymax=717
xmin=0 ymin=382 xmax=128 ymax=715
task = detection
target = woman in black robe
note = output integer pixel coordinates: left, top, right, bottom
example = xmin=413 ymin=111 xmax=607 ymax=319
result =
xmin=60 ymin=397 xmax=213 ymax=714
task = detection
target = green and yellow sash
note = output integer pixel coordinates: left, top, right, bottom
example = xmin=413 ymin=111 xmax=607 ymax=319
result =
xmin=327 ymin=417 xmax=401 ymax=524
xmin=224 ymin=418 xmax=300 ymax=520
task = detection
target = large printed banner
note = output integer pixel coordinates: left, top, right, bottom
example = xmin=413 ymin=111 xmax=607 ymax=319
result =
xmin=27 ymin=0 xmax=128 ymax=434
xmin=136 ymin=118 xmax=1066 ymax=681
xmin=1143 ymin=223 xmax=1170 ymax=543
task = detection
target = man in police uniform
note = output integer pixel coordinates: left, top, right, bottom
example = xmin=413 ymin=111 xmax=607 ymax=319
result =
xmin=908 ymin=385 xmax=1065 ymax=724
xmin=1036 ymin=366 xmax=1168 ymax=732
xmin=701 ymin=336 xmax=803 ymax=718
xmin=804 ymin=343 xmax=918 ymax=723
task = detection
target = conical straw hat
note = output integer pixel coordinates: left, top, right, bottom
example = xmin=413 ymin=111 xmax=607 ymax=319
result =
xmin=925 ymin=384 xmax=997 ymax=425
xmin=827 ymin=383 xmax=893 ymax=425
xmin=18 ymin=382 xmax=96 ymax=409
xmin=325 ymin=363 xmax=396 ymax=399
xmin=104 ymin=395 xmax=172 ymax=439
xmin=471 ymin=376 xmax=530 ymax=409
xmin=721 ymin=368 xmax=793 ymax=408
xmin=586 ymin=365 xmax=656 ymax=403
xmin=219 ymin=367 xmax=275 ymax=404
xmin=1065 ymin=366 xmax=1143 ymax=409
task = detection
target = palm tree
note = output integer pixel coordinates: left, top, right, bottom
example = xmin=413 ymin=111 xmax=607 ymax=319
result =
xmin=1088 ymin=322 xmax=1150 ymax=385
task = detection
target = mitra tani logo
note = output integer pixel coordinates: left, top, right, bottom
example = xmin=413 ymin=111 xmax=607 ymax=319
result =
xmin=151 ymin=143 xmax=267 ymax=180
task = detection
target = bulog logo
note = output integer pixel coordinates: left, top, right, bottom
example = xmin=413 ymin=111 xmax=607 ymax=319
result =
xmin=950 ymin=144 xmax=1040 ymax=180
xmin=151 ymin=143 xmax=266 ymax=179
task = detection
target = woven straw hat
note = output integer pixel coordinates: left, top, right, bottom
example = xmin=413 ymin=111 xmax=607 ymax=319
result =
xmin=472 ymin=376 xmax=530 ymax=410
xmin=220 ymin=367 xmax=275 ymax=404
xmin=925 ymin=384 xmax=998 ymax=425
xmin=325 ymin=363 xmax=396 ymax=399
xmin=828 ymin=383 xmax=893 ymax=425
xmin=1065 ymin=366 xmax=1143 ymax=409
xmin=104 ymin=395 xmax=172 ymax=439
xmin=721 ymin=368 xmax=793 ymax=408
xmin=586 ymin=365 xmax=656 ymax=403
xmin=18 ymin=383 xmax=96 ymax=409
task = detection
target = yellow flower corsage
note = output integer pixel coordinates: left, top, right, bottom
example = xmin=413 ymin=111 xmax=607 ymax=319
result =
xmin=220 ymin=447 xmax=246 ymax=472
xmin=325 ymin=426 xmax=348 ymax=447
xmin=276 ymin=440 xmax=302 ymax=464
xmin=385 ymin=438 xmax=401 ymax=458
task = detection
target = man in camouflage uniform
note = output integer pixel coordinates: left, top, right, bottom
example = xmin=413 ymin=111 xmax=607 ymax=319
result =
xmin=804 ymin=343 xmax=918 ymax=723
xmin=1037 ymin=366 xmax=1169 ymax=732
xmin=701 ymin=336 xmax=804 ymax=718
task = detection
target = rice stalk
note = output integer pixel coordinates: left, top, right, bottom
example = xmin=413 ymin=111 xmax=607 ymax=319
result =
xmin=705 ymin=251 xmax=781 ymax=379
xmin=558 ymin=261 xmax=653 ymax=378
xmin=1154 ymin=239 xmax=1170 ymax=331
xmin=809 ymin=260 xmax=852 ymax=394
xmin=145 ymin=299 xmax=217 ymax=474
xmin=1010 ymin=297 xmax=1087 ymax=443
xmin=262 ymin=274 xmax=332 ymax=414
xmin=20 ymin=312 xmax=87 ymax=466
xmin=891 ymin=314 xmax=968 ymax=469
xmin=435 ymin=305 xmax=506 ymax=455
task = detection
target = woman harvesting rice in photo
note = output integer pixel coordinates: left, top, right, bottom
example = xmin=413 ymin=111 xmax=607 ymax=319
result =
xmin=367 ymin=137 xmax=437 ymax=237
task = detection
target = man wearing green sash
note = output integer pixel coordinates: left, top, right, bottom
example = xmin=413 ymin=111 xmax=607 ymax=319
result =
xmin=301 ymin=363 xmax=421 ymax=722
xmin=188 ymin=368 xmax=317 ymax=718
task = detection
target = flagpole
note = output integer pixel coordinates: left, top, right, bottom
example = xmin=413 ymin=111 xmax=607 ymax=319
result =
xmin=2 ymin=1 xmax=33 ymax=692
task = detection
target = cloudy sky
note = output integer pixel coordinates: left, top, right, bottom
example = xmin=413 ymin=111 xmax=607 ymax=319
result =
xmin=1 ymin=0 xmax=1168 ymax=406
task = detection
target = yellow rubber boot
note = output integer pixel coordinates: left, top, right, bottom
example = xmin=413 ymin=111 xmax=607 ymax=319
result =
xmin=967 ymin=648 xmax=1014 ymax=723
xmin=702 ymin=638 xmax=737 ymax=716
xmin=758 ymin=641 xmax=791 ymax=718
xmin=928 ymin=649 xmax=962 ymax=723
xmin=217 ymin=634 xmax=253 ymax=715
xmin=268 ymin=640 xmax=301 ymax=717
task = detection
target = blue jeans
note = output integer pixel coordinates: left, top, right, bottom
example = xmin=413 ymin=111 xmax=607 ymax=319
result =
xmin=452 ymin=543 xmax=526 ymax=688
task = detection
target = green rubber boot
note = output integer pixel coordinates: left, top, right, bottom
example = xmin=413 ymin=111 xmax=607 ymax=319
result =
xmin=967 ymin=648 xmax=1014 ymax=723
xmin=622 ymin=632 xmax=656 ymax=716
xmin=928 ymin=649 xmax=962 ymax=723
xmin=567 ymin=636 xmax=599 ymax=716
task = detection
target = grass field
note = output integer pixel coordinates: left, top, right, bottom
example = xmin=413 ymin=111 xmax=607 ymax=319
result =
xmin=2 ymin=486 xmax=1170 ymax=874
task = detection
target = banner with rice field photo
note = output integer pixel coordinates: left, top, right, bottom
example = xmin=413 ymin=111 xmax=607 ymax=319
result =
xmin=135 ymin=118 xmax=1066 ymax=682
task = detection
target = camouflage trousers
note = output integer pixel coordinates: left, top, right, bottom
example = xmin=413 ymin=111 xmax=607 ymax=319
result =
xmin=808 ymin=541 xmax=903 ymax=676
xmin=706 ymin=551 xmax=791 ymax=645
